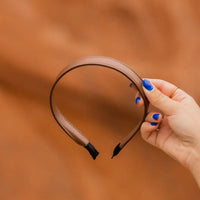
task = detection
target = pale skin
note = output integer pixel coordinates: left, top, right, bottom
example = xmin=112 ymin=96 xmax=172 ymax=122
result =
xmin=133 ymin=79 xmax=200 ymax=188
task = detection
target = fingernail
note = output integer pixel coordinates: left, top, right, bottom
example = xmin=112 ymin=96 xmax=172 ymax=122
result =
xmin=152 ymin=113 xmax=160 ymax=120
xmin=135 ymin=96 xmax=141 ymax=104
xmin=143 ymin=79 xmax=154 ymax=91
xmin=129 ymin=82 xmax=133 ymax=87
xmin=150 ymin=122 xmax=158 ymax=126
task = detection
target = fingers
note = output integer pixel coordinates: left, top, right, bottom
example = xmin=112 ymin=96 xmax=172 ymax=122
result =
xmin=140 ymin=122 xmax=159 ymax=146
xmin=135 ymin=92 xmax=144 ymax=107
xmin=129 ymin=82 xmax=144 ymax=107
xmin=147 ymin=79 xmax=190 ymax=101
xmin=129 ymin=79 xmax=189 ymax=115
xmin=145 ymin=112 xmax=162 ymax=123
xmin=142 ymin=79 xmax=179 ymax=115
xmin=146 ymin=79 xmax=178 ymax=97
xmin=140 ymin=112 xmax=163 ymax=146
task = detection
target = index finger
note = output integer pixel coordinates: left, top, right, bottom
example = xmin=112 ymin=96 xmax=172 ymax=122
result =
xmin=146 ymin=78 xmax=190 ymax=102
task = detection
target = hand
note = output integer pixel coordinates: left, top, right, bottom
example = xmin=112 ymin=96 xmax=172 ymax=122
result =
xmin=131 ymin=79 xmax=200 ymax=186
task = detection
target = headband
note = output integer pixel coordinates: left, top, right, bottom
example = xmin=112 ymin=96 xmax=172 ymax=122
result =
xmin=50 ymin=56 xmax=149 ymax=160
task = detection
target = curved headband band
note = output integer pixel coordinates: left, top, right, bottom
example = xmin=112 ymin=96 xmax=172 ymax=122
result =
xmin=50 ymin=56 xmax=149 ymax=160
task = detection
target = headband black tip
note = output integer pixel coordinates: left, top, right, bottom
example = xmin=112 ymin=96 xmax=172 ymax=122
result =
xmin=85 ymin=142 xmax=99 ymax=160
xmin=111 ymin=143 xmax=122 ymax=159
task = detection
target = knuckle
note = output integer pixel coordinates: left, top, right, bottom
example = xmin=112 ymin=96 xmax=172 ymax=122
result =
xmin=140 ymin=122 xmax=147 ymax=133
xmin=146 ymin=112 xmax=152 ymax=120
xmin=140 ymin=123 xmax=147 ymax=139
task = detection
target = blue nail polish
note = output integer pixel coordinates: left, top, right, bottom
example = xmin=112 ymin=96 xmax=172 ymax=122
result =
xmin=150 ymin=122 xmax=158 ymax=126
xmin=129 ymin=82 xmax=133 ymax=87
xmin=152 ymin=113 xmax=160 ymax=120
xmin=143 ymin=79 xmax=154 ymax=91
xmin=135 ymin=96 xmax=141 ymax=104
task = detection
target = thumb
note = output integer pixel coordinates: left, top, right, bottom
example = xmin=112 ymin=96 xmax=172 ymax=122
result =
xmin=142 ymin=79 xmax=178 ymax=115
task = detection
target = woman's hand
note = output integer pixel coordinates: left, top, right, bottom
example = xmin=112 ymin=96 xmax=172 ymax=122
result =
xmin=131 ymin=79 xmax=200 ymax=187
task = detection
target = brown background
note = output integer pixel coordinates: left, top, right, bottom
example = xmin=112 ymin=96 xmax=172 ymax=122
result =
xmin=1 ymin=0 xmax=200 ymax=199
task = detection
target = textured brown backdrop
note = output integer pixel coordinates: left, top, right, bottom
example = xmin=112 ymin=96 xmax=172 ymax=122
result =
xmin=1 ymin=0 xmax=200 ymax=199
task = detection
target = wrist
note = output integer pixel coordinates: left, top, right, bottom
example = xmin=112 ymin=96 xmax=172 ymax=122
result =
xmin=186 ymin=144 xmax=200 ymax=188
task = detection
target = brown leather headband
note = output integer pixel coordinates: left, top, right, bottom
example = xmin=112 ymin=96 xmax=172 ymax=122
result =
xmin=50 ymin=56 xmax=149 ymax=159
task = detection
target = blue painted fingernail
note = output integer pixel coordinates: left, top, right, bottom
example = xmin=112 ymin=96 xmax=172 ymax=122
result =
xmin=143 ymin=79 xmax=154 ymax=91
xmin=152 ymin=113 xmax=160 ymax=120
xmin=129 ymin=82 xmax=133 ymax=87
xmin=135 ymin=96 xmax=141 ymax=104
xmin=150 ymin=122 xmax=158 ymax=126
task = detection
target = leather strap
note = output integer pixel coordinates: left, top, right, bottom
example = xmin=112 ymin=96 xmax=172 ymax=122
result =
xmin=50 ymin=56 xmax=149 ymax=159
